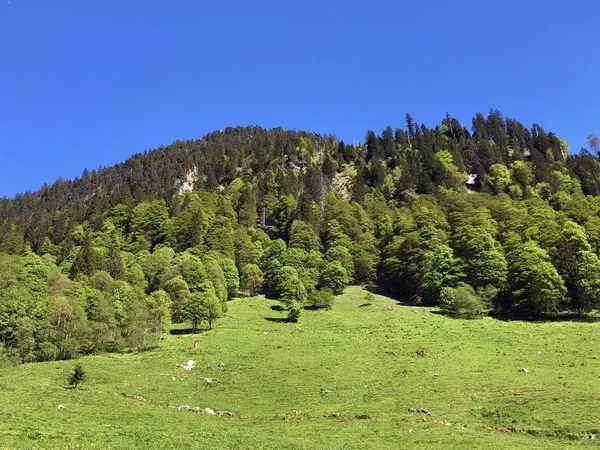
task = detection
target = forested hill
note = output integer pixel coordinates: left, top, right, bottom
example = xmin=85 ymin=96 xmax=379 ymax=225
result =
xmin=4 ymin=112 xmax=600 ymax=236
xmin=2 ymin=110 xmax=600 ymax=363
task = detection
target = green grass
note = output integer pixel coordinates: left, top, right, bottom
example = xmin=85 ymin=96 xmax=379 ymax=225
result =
xmin=1 ymin=286 xmax=599 ymax=449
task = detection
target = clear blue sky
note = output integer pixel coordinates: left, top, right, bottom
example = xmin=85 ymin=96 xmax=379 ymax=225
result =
xmin=0 ymin=0 xmax=598 ymax=197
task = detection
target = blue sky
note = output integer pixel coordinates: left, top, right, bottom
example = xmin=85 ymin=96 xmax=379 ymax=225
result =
xmin=0 ymin=0 xmax=598 ymax=197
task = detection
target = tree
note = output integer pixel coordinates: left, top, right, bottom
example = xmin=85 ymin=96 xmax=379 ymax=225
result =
xmin=289 ymin=220 xmax=321 ymax=252
xmin=0 ymin=224 xmax=24 ymax=255
xmin=276 ymin=266 xmax=307 ymax=321
xmin=324 ymin=245 xmax=354 ymax=280
xmin=453 ymin=225 xmax=507 ymax=290
xmin=199 ymin=287 xmax=223 ymax=329
xmin=130 ymin=200 xmax=171 ymax=250
xmin=483 ymin=164 xmax=511 ymax=194
xmin=139 ymin=246 xmax=175 ymax=292
xmin=572 ymin=250 xmax=600 ymax=316
xmin=260 ymin=238 xmax=286 ymax=292
xmin=203 ymin=257 xmax=228 ymax=304
xmin=234 ymin=227 xmax=256 ymax=268
xmin=146 ymin=290 xmax=172 ymax=338
xmin=272 ymin=194 xmax=298 ymax=238
xmin=46 ymin=295 xmax=90 ymax=360
xmin=319 ymin=261 xmax=349 ymax=295
xmin=71 ymin=232 xmax=95 ymax=277
xmin=381 ymin=231 xmax=425 ymax=299
xmin=553 ymin=221 xmax=600 ymax=315
xmin=68 ymin=363 xmax=87 ymax=389
xmin=506 ymin=240 xmax=566 ymax=316
xmin=176 ymin=252 xmax=207 ymax=292
xmin=240 ymin=263 xmax=264 ymax=296
xmin=587 ymin=133 xmax=600 ymax=155
xmin=181 ymin=284 xmax=223 ymax=331
xmin=418 ymin=244 xmax=463 ymax=304
xmin=324 ymin=220 xmax=352 ymax=249
xmin=173 ymin=193 xmax=206 ymax=251
xmin=106 ymin=241 xmax=124 ymax=279
xmin=218 ymin=257 xmax=240 ymax=300
xmin=205 ymin=216 xmax=235 ymax=259
xmin=163 ymin=276 xmax=191 ymax=322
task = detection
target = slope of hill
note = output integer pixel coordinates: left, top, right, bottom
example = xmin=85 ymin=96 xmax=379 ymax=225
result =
xmin=1 ymin=111 xmax=600 ymax=365
xmin=0 ymin=287 xmax=597 ymax=449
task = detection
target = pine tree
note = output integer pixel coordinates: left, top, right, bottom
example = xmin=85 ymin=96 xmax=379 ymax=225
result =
xmin=68 ymin=363 xmax=87 ymax=389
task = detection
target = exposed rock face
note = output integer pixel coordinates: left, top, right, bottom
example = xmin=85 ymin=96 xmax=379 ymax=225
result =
xmin=176 ymin=168 xmax=198 ymax=195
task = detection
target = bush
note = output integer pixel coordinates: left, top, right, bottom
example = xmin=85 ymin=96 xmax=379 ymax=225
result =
xmin=306 ymin=288 xmax=335 ymax=309
xmin=287 ymin=301 xmax=302 ymax=322
xmin=0 ymin=345 xmax=19 ymax=369
xmin=439 ymin=283 xmax=491 ymax=319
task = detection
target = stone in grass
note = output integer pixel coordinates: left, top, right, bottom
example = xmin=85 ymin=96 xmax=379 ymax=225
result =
xmin=355 ymin=414 xmax=371 ymax=420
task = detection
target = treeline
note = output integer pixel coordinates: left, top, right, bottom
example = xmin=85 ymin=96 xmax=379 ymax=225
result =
xmin=2 ymin=111 xmax=600 ymax=363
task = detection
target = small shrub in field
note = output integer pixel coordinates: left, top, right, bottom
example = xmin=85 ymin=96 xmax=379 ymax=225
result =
xmin=287 ymin=301 xmax=302 ymax=322
xmin=68 ymin=363 xmax=87 ymax=389
xmin=363 ymin=292 xmax=375 ymax=305
xmin=439 ymin=283 xmax=492 ymax=319
xmin=306 ymin=288 xmax=335 ymax=309
xmin=414 ymin=347 xmax=430 ymax=357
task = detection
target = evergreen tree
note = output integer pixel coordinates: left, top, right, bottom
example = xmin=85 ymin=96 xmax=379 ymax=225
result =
xmin=68 ymin=363 xmax=87 ymax=389
xmin=71 ymin=232 xmax=95 ymax=277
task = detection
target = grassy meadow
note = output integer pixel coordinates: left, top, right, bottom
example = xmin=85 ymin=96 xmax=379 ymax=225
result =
xmin=0 ymin=286 xmax=599 ymax=449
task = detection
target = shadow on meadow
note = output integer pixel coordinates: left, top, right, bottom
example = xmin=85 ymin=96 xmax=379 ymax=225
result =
xmin=169 ymin=328 xmax=211 ymax=335
xmin=364 ymin=285 xmax=424 ymax=307
xmin=364 ymin=285 xmax=600 ymax=324
xmin=490 ymin=311 xmax=600 ymax=323
xmin=264 ymin=317 xmax=290 ymax=323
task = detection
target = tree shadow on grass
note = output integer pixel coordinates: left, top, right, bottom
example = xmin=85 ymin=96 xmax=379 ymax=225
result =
xmin=264 ymin=317 xmax=290 ymax=323
xmin=364 ymin=285 xmax=427 ymax=308
xmin=169 ymin=328 xmax=209 ymax=335
xmin=490 ymin=310 xmax=600 ymax=323
xmin=303 ymin=305 xmax=331 ymax=311
xmin=270 ymin=305 xmax=285 ymax=311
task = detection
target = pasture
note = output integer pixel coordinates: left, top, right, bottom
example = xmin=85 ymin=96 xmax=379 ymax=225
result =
xmin=0 ymin=286 xmax=599 ymax=449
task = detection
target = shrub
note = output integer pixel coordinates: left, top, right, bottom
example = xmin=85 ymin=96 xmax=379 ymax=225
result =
xmin=439 ymin=282 xmax=491 ymax=319
xmin=306 ymin=288 xmax=335 ymax=309
xmin=68 ymin=363 xmax=87 ymax=389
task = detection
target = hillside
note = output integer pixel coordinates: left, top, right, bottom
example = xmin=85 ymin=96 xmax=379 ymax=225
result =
xmin=1 ymin=111 xmax=600 ymax=365
xmin=0 ymin=287 xmax=598 ymax=449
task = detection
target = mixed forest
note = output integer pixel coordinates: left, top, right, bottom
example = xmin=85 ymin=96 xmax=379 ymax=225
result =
xmin=2 ymin=110 xmax=600 ymax=364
